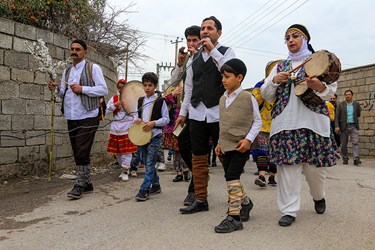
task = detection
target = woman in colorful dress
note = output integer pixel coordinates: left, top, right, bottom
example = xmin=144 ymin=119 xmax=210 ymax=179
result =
xmin=261 ymin=24 xmax=339 ymax=227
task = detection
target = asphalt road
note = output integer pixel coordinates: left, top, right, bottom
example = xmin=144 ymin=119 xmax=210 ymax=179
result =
xmin=1 ymin=158 xmax=374 ymax=250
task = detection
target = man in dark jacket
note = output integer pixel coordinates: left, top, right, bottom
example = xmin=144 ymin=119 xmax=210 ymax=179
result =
xmin=335 ymin=90 xmax=362 ymax=165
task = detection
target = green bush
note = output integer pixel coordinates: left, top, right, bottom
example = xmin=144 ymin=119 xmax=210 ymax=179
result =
xmin=0 ymin=0 xmax=100 ymax=39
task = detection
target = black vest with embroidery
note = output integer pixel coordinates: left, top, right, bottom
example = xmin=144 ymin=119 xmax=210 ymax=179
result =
xmin=190 ymin=46 xmax=228 ymax=108
xmin=137 ymin=95 xmax=164 ymax=129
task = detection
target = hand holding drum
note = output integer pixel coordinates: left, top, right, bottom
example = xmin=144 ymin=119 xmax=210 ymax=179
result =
xmin=128 ymin=121 xmax=152 ymax=146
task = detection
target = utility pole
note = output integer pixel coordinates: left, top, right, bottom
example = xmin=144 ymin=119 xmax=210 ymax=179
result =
xmin=124 ymin=43 xmax=129 ymax=81
xmin=156 ymin=62 xmax=175 ymax=91
xmin=170 ymin=37 xmax=183 ymax=67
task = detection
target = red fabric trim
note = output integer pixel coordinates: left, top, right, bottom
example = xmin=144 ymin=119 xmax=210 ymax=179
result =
xmin=113 ymin=95 xmax=120 ymax=116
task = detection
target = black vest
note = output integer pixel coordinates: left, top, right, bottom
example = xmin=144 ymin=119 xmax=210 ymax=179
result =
xmin=137 ymin=95 xmax=164 ymax=129
xmin=191 ymin=46 xmax=228 ymax=108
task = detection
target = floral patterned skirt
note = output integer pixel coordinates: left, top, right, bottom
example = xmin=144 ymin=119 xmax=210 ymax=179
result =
xmin=162 ymin=133 xmax=179 ymax=151
xmin=269 ymin=128 xmax=339 ymax=167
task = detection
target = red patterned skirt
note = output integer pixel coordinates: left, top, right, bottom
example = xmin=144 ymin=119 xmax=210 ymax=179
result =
xmin=107 ymin=134 xmax=137 ymax=154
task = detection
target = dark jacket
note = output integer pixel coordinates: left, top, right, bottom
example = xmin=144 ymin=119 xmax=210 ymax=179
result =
xmin=335 ymin=100 xmax=361 ymax=130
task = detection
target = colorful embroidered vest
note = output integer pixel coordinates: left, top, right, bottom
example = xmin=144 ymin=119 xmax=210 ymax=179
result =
xmin=272 ymin=60 xmax=329 ymax=119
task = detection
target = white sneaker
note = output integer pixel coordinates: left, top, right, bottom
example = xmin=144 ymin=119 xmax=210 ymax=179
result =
xmin=157 ymin=162 xmax=166 ymax=171
xmin=121 ymin=173 xmax=129 ymax=182
xmin=130 ymin=170 xmax=137 ymax=177
xmin=119 ymin=172 xmax=124 ymax=179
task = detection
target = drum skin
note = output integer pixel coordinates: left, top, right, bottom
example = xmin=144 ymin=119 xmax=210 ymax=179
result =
xmin=304 ymin=50 xmax=341 ymax=84
xmin=128 ymin=122 xmax=152 ymax=146
xmin=120 ymin=80 xmax=146 ymax=115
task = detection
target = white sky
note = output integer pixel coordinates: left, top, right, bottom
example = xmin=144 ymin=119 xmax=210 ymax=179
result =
xmin=107 ymin=0 xmax=375 ymax=89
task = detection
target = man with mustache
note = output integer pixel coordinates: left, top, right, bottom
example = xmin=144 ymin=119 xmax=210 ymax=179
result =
xmin=49 ymin=39 xmax=108 ymax=199
xmin=175 ymin=16 xmax=236 ymax=214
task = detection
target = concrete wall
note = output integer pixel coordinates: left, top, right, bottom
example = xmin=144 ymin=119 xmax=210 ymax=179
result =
xmin=336 ymin=64 xmax=375 ymax=158
xmin=0 ymin=18 xmax=118 ymax=179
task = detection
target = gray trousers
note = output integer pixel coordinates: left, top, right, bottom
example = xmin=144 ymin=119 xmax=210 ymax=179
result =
xmin=340 ymin=124 xmax=360 ymax=160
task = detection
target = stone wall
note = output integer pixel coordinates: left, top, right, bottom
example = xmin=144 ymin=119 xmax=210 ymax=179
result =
xmin=0 ymin=18 xmax=118 ymax=179
xmin=336 ymin=64 xmax=375 ymax=158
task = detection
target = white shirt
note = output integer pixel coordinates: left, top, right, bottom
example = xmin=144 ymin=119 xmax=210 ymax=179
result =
xmin=58 ymin=60 xmax=108 ymax=120
xmin=179 ymin=43 xmax=236 ymax=123
xmin=261 ymin=59 xmax=337 ymax=138
xmin=223 ymin=86 xmax=262 ymax=143
xmin=140 ymin=93 xmax=170 ymax=137
xmin=106 ymin=95 xmax=135 ymax=135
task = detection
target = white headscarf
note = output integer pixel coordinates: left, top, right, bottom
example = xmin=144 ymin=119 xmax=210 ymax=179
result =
xmin=287 ymin=37 xmax=312 ymax=61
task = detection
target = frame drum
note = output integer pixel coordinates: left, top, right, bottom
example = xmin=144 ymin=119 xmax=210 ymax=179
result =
xmin=304 ymin=50 xmax=341 ymax=84
xmin=128 ymin=122 xmax=152 ymax=146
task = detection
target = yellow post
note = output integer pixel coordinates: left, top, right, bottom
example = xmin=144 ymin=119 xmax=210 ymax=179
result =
xmin=48 ymin=88 xmax=55 ymax=181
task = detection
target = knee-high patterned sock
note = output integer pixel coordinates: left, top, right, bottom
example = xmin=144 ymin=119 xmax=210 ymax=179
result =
xmin=75 ymin=165 xmax=85 ymax=186
xmin=227 ymin=180 xmax=245 ymax=216
xmin=256 ymin=155 xmax=268 ymax=172
xmin=83 ymin=164 xmax=91 ymax=184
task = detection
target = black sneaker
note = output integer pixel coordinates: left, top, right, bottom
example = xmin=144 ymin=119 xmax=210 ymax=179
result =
xmin=183 ymin=171 xmax=191 ymax=181
xmin=255 ymin=175 xmax=267 ymax=187
xmin=268 ymin=176 xmax=277 ymax=186
xmin=343 ymin=159 xmax=348 ymax=164
xmin=172 ymin=175 xmax=183 ymax=182
xmin=135 ymin=190 xmax=149 ymax=201
xmin=214 ymin=216 xmax=243 ymax=233
xmin=354 ymin=158 xmax=361 ymax=165
xmin=183 ymin=192 xmax=195 ymax=206
xmin=67 ymin=184 xmax=83 ymax=199
xmin=83 ymin=183 xmax=94 ymax=193
xmin=149 ymin=185 xmax=161 ymax=195
xmin=240 ymin=199 xmax=254 ymax=222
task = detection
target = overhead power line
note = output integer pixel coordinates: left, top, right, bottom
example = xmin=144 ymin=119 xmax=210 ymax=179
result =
xmin=229 ymin=0 xmax=300 ymax=47
xmin=223 ymin=0 xmax=289 ymax=44
xmin=235 ymin=0 xmax=310 ymax=48
xmin=222 ymin=0 xmax=273 ymax=41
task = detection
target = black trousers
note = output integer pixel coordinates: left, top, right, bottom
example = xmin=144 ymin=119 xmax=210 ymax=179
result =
xmin=223 ymin=150 xmax=249 ymax=181
xmin=178 ymin=119 xmax=194 ymax=193
xmin=189 ymin=120 xmax=219 ymax=156
xmin=67 ymin=116 xmax=99 ymax=166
